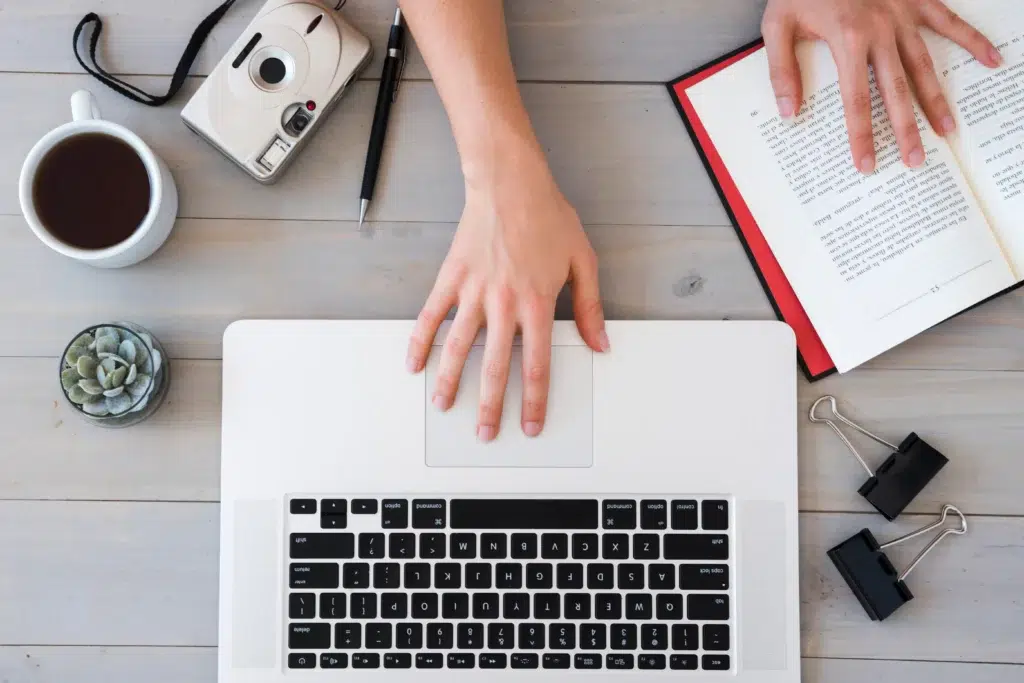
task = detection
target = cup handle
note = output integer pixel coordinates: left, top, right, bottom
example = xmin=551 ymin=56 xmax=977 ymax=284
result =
xmin=70 ymin=90 xmax=102 ymax=122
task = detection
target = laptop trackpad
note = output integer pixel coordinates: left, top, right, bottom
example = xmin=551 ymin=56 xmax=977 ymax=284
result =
xmin=426 ymin=345 xmax=593 ymax=468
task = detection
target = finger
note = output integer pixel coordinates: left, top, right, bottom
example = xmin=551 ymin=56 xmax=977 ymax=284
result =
xmin=407 ymin=274 xmax=459 ymax=373
xmin=519 ymin=296 xmax=555 ymax=438
xmin=570 ymin=247 xmax=609 ymax=353
xmin=919 ymin=0 xmax=1002 ymax=68
xmin=476 ymin=294 xmax=516 ymax=442
xmin=898 ymin=29 xmax=956 ymax=136
xmin=872 ymin=34 xmax=926 ymax=168
xmin=432 ymin=299 xmax=483 ymax=412
xmin=762 ymin=14 xmax=803 ymax=118
xmin=827 ymin=38 xmax=876 ymax=174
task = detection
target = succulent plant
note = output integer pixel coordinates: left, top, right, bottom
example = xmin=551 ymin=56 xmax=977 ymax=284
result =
xmin=60 ymin=325 xmax=163 ymax=417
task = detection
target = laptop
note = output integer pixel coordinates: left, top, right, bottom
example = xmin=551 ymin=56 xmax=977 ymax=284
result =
xmin=219 ymin=319 xmax=800 ymax=681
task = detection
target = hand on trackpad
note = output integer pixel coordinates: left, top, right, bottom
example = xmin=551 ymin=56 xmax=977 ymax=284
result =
xmin=425 ymin=345 xmax=593 ymax=468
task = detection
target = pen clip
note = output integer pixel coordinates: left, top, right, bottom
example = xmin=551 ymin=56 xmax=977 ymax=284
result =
xmin=393 ymin=48 xmax=407 ymax=103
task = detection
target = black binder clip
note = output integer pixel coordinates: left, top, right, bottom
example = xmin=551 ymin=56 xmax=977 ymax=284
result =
xmin=828 ymin=504 xmax=967 ymax=621
xmin=809 ymin=396 xmax=948 ymax=521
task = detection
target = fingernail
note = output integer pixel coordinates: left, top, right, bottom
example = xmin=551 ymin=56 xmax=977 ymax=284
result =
xmin=523 ymin=421 xmax=542 ymax=438
xmin=777 ymin=97 xmax=795 ymax=118
xmin=598 ymin=330 xmax=610 ymax=353
xmin=908 ymin=147 xmax=925 ymax=167
xmin=941 ymin=116 xmax=957 ymax=135
xmin=477 ymin=424 xmax=497 ymax=442
xmin=859 ymin=156 xmax=875 ymax=175
xmin=406 ymin=355 xmax=419 ymax=372
xmin=433 ymin=394 xmax=450 ymax=411
xmin=990 ymin=47 xmax=1003 ymax=66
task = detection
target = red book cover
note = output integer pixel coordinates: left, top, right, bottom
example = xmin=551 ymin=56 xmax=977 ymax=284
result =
xmin=667 ymin=40 xmax=837 ymax=381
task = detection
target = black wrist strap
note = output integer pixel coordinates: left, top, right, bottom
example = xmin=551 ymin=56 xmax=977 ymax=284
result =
xmin=72 ymin=1 xmax=239 ymax=107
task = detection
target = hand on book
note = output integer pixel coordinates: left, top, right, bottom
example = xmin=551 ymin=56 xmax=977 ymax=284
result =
xmin=761 ymin=0 xmax=1002 ymax=174
xmin=406 ymin=155 xmax=609 ymax=443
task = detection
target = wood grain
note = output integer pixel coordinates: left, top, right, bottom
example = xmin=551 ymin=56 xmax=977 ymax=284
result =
xmin=0 ymin=74 xmax=721 ymax=226
xmin=1 ymin=648 xmax=1020 ymax=683
xmin=2 ymin=1 xmax=1022 ymax=676
xmin=2 ymin=501 xmax=1021 ymax=663
xmin=0 ymin=0 xmax=767 ymax=83
xmin=0 ymin=502 xmax=219 ymax=648
xmin=5 ymin=356 xmax=1023 ymax=516
xmin=3 ymin=73 xmax=727 ymax=227
xmin=0 ymin=218 xmax=767 ymax=359
xmin=0 ymin=216 xmax=1022 ymax=371
xmin=0 ymin=648 xmax=217 ymax=683
xmin=2 ymin=359 xmax=222 ymax=503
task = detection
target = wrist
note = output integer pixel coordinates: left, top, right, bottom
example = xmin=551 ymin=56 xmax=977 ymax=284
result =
xmin=458 ymin=116 xmax=554 ymax=194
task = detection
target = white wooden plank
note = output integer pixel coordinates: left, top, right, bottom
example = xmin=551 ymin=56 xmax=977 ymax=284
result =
xmin=2 ymin=359 xmax=221 ymax=503
xmin=1 ymin=648 xmax=1020 ymax=683
xmin=801 ymin=659 xmax=1024 ymax=683
xmin=800 ymin=369 xmax=1024 ymax=517
xmin=0 ymin=218 xmax=767 ymax=359
xmin=0 ymin=74 xmax=722 ymax=226
xmin=5 ymin=358 xmax=1024 ymax=516
xmin=0 ymin=502 xmax=219 ymax=647
xmin=0 ymin=1 xmax=767 ymax=83
xmin=1 ymin=502 xmax=1021 ymax=663
xmin=2 ymin=215 xmax=1024 ymax=371
xmin=800 ymin=512 xmax=1024 ymax=664
xmin=0 ymin=647 xmax=216 ymax=683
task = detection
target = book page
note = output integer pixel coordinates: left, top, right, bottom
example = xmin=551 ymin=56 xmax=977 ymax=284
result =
xmin=931 ymin=0 xmax=1024 ymax=276
xmin=686 ymin=42 xmax=1016 ymax=372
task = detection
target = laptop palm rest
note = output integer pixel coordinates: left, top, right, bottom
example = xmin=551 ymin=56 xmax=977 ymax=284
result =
xmin=425 ymin=345 xmax=594 ymax=468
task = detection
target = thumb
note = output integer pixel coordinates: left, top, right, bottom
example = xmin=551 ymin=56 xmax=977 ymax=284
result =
xmin=570 ymin=247 xmax=609 ymax=353
xmin=762 ymin=15 xmax=803 ymax=118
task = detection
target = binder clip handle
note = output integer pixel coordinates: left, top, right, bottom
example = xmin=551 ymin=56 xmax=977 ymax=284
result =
xmin=880 ymin=503 xmax=967 ymax=581
xmin=810 ymin=395 xmax=948 ymax=521
xmin=827 ymin=504 xmax=967 ymax=621
xmin=809 ymin=395 xmax=898 ymax=477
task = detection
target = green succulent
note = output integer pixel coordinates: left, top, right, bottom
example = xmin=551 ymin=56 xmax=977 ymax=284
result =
xmin=61 ymin=326 xmax=163 ymax=417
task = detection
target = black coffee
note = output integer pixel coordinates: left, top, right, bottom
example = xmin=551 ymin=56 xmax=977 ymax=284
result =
xmin=33 ymin=133 xmax=151 ymax=250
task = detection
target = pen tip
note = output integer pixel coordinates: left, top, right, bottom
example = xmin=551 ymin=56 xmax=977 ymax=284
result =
xmin=359 ymin=200 xmax=369 ymax=226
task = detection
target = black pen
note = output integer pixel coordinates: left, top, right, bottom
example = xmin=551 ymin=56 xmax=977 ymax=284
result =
xmin=359 ymin=7 xmax=406 ymax=225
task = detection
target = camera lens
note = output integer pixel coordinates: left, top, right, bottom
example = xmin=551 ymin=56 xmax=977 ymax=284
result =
xmin=259 ymin=57 xmax=286 ymax=85
xmin=293 ymin=115 xmax=309 ymax=131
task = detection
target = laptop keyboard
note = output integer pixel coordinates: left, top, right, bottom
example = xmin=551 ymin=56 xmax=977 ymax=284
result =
xmin=285 ymin=496 xmax=732 ymax=672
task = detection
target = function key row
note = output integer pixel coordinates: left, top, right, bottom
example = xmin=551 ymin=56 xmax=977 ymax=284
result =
xmin=291 ymin=532 xmax=729 ymax=561
xmin=290 ymin=498 xmax=729 ymax=531
xmin=289 ymin=651 xmax=730 ymax=671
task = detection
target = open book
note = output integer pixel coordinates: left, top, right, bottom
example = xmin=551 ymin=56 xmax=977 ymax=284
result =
xmin=669 ymin=0 xmax=1024 ymax=380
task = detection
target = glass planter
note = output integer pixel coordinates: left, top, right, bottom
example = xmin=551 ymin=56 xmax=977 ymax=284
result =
xmin=58 ymin=322 xmax=170 ymax=428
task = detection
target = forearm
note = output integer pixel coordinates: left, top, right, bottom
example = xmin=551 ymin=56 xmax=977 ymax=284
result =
xmin=398 ymin=0 xmax=549 ymax=187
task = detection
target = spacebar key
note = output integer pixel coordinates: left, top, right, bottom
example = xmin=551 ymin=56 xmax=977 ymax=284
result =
xmin=451 ymin=500 xmax=598 ymax=529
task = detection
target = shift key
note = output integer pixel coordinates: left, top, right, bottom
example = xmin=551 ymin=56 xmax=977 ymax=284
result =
xmin=290 ymin=533 xmax=355 ymax=559
xmin=664 ymin=535 xmax=729 ymax=560
xmin=289 ymin=563 xmax=339 ymax=588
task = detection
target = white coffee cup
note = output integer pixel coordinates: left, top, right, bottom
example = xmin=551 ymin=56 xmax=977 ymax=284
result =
xmin=18 ymin=90 xmax=178 ymax=268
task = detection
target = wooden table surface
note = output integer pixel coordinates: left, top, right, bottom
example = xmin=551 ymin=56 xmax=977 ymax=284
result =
xmin=2 ymin=1 xmax=1022 ymax=681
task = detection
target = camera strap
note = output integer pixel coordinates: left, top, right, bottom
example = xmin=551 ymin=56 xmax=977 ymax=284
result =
xmin=72 ymin=0 xmax=240 ymax=107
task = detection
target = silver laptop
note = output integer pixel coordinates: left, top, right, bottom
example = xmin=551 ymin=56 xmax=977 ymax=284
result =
xmin=219 ymin=320 xmax=800 ymax=681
